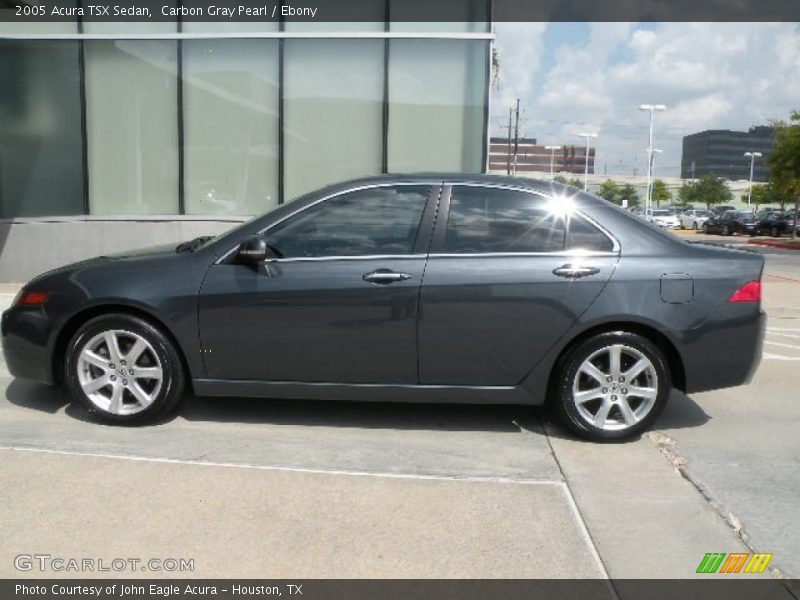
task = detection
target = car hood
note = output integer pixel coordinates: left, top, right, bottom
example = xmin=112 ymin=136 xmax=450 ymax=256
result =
xmin=100 ymin=243 xmax=180 ymax=260
xmin=26 ymin=243 xmax=185 ymax=287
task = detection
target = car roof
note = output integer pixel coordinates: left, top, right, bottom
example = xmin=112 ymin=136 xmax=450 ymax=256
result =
xmin=331 ymin=172 xmax=606 ymax=207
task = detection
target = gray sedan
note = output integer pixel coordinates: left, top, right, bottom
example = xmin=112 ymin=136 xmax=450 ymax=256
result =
xmin=1 ymin=175 xmax=765 ymax=441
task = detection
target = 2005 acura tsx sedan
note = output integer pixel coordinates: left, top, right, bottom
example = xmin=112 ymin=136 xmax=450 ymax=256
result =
xmin=1 ymin=175 xmax=766 ymax=441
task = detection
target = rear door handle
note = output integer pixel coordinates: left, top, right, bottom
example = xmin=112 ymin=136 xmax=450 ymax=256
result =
xmin=552 ymin=264 xmax=600 ymax=279
xmin=362 ymin=269 xmax=413 ymax=284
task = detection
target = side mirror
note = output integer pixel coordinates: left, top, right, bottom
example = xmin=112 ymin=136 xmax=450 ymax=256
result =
xmin=236 ymin=234 xmax=267 ymax=263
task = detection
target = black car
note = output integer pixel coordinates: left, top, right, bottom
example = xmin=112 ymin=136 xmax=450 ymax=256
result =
xmin=757 ymin=211 xmax=797 ymax=237
xmin=703 ymin=210 xmax=758 ymax=236
xmin=1 ymin=175 xmax=766 ymax=442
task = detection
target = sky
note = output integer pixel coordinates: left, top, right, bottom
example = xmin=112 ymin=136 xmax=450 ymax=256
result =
xmin=490 ymin=22 xmax=800 ymax=178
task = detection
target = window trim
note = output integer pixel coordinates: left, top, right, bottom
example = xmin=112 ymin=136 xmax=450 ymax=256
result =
xmin=215 ymin=181 xmax=442 ymax=264
xmin=430 ymin=182 xmax=620 ymax=257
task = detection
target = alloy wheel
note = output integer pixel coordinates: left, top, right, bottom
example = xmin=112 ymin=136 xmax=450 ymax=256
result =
xmin=76 ymin=329 xmax=163 ymax=415
xmin=571 ymin=344 xmax=659 ymax=431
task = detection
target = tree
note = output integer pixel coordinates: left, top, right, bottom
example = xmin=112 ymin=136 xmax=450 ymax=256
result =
xmin=619 ymin=184 xmax=639 ymax=208
xmin=769 ymin=110 xmax=800 ymax=238
xmin=567 ymin=177 xmax=585 ymax=190
xmin=491 ymin=47 xmax=501 ymax=88
xmin=597 ymin=179 xmax=621 ymax=204
xmin=691 ymin=174 xmax=732 ymax=209
xmin=677 ymin=182 xmax=696 ymax=208
xmin=553 ymin=175 xmax=584 ymax=189
xmin=651 ymin=179 xmax=672 ymax=207
xmin=750 ymin=182 xmax=785 ymax=210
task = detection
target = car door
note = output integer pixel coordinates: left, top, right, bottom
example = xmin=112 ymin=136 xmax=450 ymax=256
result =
xmin=198 ymin=183 xmax=439 ymax=383
xmin=418 ymin=184 xmax=619 ymax=386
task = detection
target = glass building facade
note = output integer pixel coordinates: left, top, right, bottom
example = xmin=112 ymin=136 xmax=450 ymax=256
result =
xmin=0 ymin=22 xmax=491 ymax=220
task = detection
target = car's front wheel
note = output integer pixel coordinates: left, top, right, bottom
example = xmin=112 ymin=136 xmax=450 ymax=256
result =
xmin=65 ymin=314 xmax=185 ymax=425
xmin=553 ymin=332 xmax=671 ymax=442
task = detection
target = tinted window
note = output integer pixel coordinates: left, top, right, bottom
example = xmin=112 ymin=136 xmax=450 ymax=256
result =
xmin=267 ymin=185 xmax=428 ymax=258
xmin=568 ymin=215 xmax=614 ymax=252
xmin=444 ymin=187 xmax=566 ymax=254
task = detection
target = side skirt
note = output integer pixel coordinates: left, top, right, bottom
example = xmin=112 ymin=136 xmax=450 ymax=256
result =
xmin=192 ymin=379 xmax=541 ymax=405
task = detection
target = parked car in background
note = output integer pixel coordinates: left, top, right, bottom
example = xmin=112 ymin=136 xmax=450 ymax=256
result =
xmin=711 ymin=204 xmax=737 ymax=215
xmin=0 ymin=174 xmax=766 ymax=442
xmin=645 ymin=208 xmax=681 ymax=229
xmin=757 ymin=211 xmax=796 ymax=237
xmin=679 ymin=209 xmax=714 ymax=230
xmin=703 ymin=210 xmax=758 ymax=236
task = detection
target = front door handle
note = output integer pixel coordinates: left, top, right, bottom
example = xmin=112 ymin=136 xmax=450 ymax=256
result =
xmin=552 ymin=264 xmax=600 ymax=279
xmin=363 ymin=269 xmax=413 ymax=285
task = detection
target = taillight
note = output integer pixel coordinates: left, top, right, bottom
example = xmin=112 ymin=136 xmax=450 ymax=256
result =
xmin=14 ymin=291 xmax=49 ymax=307
xmin=728 ymin=280 xmax=761 ymax=303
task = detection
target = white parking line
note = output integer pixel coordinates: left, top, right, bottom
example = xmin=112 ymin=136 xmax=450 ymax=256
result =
xmin=0 ymin=443 xmax=612 ymax=582
xmin=0 ymin=444 xmax=562 ymax=486
xmin=765 ymin=340 xmax=800 ymax=350
xmin=767 ymin=331 xmax=800 ymax=340
xmin=762 ymin=352 xmax=800 ymax=361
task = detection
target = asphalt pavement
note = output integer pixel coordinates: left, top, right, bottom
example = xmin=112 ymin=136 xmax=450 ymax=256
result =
xmin=0 ymin=234 xmax=798 ymax=591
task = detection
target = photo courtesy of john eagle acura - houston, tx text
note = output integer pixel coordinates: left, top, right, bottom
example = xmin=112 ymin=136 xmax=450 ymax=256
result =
xmin=1 ymin=175 xmax=766 ymax=441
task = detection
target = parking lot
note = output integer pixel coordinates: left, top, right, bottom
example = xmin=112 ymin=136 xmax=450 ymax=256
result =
xmin=1 ymin=235 xmax=798 ymax=589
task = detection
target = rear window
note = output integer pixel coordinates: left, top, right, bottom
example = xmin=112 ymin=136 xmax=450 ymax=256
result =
xmin=444 ymin=186 xmax=566 ymax=254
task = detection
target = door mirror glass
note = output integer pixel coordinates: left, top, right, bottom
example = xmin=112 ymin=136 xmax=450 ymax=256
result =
xmin=236 ymin=234 xmax=268 ymax=263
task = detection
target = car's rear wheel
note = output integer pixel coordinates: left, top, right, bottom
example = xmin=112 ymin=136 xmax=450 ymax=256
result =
xmin=65 ymin=314 xmax=185 ymax=425
xmin=553 ymin=332 xmax=670 ymax=442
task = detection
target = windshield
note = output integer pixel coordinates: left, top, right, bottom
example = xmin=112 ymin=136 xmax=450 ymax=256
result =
xmin=652 ymin=210 xmax=670 ymax=216
xmin=737 ymin=211 xmax=756 ymax=219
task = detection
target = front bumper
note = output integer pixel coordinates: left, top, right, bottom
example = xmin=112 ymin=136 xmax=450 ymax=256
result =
xmin=1 ymin=307 xmax=57 ymax=385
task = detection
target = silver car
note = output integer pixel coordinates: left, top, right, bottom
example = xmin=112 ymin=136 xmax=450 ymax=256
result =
xmin=679 ymin=209 xmax=713 ymax=230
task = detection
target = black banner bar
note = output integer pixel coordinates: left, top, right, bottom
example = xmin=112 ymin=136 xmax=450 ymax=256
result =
xmin=1 ymin=0 xmax=799 ymax=23
xmin=4 ymin=579 xmax=800 ymax=600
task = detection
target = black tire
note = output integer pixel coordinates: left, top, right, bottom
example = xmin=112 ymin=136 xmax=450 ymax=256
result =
xmin=552 ymin=331 xmax=671 ymax=442
xmin=65 ymin=313 xmax=185 ymax=425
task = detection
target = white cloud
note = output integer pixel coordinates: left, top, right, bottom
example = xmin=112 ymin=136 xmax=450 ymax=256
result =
xmin=491 ymin=22 xmax=800 ymax=178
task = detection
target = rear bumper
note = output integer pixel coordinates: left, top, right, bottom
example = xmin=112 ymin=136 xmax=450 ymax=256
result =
xmin=680 ymin=309 xmax=766 ymax=394
xmin=1 ymin=308 xmax=56 ymax=385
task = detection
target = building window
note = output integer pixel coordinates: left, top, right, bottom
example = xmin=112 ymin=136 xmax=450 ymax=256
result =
xmin=84 ymin=40 xmax=179 ymax=215
xmin=444 ymin=187 xmax=566 ymax=254
xmin=388 ymin=39 xmax=487 ymax=173
xmin=183 ymin=40 xmax=280 ymax=216
xmin=283 ymin=39 xmax=385 ymax=201
xmin=0 ymin=40 xmax=85 ymax=219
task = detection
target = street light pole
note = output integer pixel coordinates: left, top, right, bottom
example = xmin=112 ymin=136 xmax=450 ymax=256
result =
xmin=639 ymin=104 xmax=666 ymax=215
xmin=578 ymin=133 xmax=597 ymax=190
xmin=545 ymin=145 xmax=561 ymax=179
xmin=744 ymin=151 xmax=762 ymax=207
xmin=650 ymin=148 xmax=662 ymax=206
